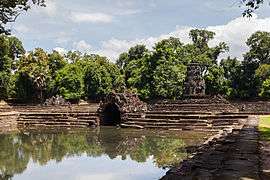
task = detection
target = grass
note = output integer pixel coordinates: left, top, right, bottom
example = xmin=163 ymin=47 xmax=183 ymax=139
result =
xmin=259 ymin=116 xmax=270 ymax=141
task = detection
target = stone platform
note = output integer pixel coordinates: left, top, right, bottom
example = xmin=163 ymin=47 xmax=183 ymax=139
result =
xmin=0 ymin=104 xmax=100 ymax=130
xmin=121 ymin=111 xmax=248 ymax=132
xmin=161 ymin=116 xmax=261 ymax=180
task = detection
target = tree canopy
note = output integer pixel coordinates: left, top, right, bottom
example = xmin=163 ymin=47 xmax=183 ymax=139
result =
xmin=1 ymin=29 xmax=270 ymax=102
xmin=0 ymin=0 xmax=45 ymax=34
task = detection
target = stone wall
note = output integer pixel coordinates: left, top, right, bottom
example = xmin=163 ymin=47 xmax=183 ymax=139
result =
xmin=98 ymin=92 xmax=147 ymax=123
xmin=0 ymin=112 xmax=19 ymax=133
xmin=231 ymin=100 xmax=270 ymax=114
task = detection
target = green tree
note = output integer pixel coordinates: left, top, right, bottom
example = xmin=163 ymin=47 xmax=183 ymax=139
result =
xmin=205 ymin=65 xmax=226 ymax=95
xmin=239 ymin=31 xmax=270 ymax=98
xmin=153 ymin=63 xmax=186 ymax=99
xmin=55 ymin=64 xmax=84 ymax=100
xmin=188 ymin=29 xmax=229 ymax=66
xmin=220 ymin=57 xmax=242 ymax=97
xmin=0 ymin=35 xmax=25 ymax=100
xmin=260 ymin=78 xmax=270 ymax=98
xmin=83 ymin=56 xmax=124 ymax=99
xmin=0 ymin=0 xmax=45 ymax=34
xmin=17 ymin=48 xmax=50 ymax=101
xmin=245 ymin=31 xmax=270 ymax=65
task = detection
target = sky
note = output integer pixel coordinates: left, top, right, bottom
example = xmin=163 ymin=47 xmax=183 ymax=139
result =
xmin=7 ymin=0 xmax=270 ymax=61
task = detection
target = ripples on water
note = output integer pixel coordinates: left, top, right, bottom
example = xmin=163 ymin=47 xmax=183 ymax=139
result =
xmin=0 ymin=127 xmax=209 ymax=180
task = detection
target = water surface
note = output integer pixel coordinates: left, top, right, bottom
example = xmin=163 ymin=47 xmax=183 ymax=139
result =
xmin=0 ymin=127 xmax=209 ymax=180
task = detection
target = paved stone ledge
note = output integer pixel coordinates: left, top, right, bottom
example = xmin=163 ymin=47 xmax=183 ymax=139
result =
xmin=161 ymin=116 xmax=261 ymax=180
xmin=0 ymin=111 xmax=19 ymax=133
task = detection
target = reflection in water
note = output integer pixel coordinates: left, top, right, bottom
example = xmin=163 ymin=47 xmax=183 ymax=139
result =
xmin=0 ymin=127 xmax=208 ymax=180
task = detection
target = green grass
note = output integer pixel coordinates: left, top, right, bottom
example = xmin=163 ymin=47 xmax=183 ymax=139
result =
xmin=259 ymin=116 xmax=270 ymax=141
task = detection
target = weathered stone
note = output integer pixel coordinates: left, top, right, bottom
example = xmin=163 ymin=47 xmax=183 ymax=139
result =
xmin=98 ymin=92 xmax=147 ymax=123
xmin=184 ymin=63 xmax=206 ymax=97
xmin=161 ymin=116 xmax=260 ymax=180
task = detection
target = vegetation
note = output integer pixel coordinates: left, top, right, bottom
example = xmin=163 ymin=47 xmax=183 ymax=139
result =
xmin=259 ymin=116 xmax=270 ymax=141
xmin=1 ymin=29 xmax=270 ymax=102
xmin=242 ymin=0 xmax=264 ymax=17
xmin=0 ymin=0 xmax=45 ymax=34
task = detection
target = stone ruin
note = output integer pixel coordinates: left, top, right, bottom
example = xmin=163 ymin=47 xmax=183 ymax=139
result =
xmin=43 ymin=95 xmax=70 ymax=106
xmin=184 ymin=63 xmax=206 ymax=97
xmin=98 ymin=92 xmax=147 ymax=125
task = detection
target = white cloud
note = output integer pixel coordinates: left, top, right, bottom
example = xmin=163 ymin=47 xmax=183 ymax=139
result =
xmin=14 ymin=24 xmax=30 ymax=33
xmin=55 ymin=32 xmax=72 ymax=46
xmin=70 ymin=12 xmax=113 ymax=23
xmin=73 ymin=40 xmax=92 ymax=53
xmin=95 ymin=15 xmax=270 ymax=61
xmin=53 ymin=47 xmax=67 ymax=55
xmin=95 ymin=26 xmax=192 ymax=61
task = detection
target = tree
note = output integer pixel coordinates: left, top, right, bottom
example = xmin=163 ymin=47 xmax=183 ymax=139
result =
xmin=245 ymin=31 xmax=270 ymax=65
xmin=205 ymin=65 xmax=227 ymax=95
xmin=0 ymin=0 xmax=45 ymax=34
xmin=256 ymin=64 xmax=270 ymax=80
xmin=188 ymin=29 xmax=229 ymax=66
xmin=242 ymin=0 xmax=264 ymax=17
xmin=83 ymin=55 xmax=124 ymax=100
xmin=259 ymin=78 xmax=270 ymax=98
xmin=220 ymin=57 xmax=242 ymax=97
xmin=0 ymin=35 xmax=25 ymax=100
xmin=153 ymin=63 xmax=186 ymax=99
xmin=17 ymin=48 xmax=49 ymax=101
xmin=55 ymin=64 xmax=84 ymax=100
xmin=237 ymin=31 xmax=270 ymax=98
xmin=48 ymin=51 xmax=67 ymax=78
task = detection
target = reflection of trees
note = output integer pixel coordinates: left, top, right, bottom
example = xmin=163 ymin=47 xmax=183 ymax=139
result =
xmin=0 ymin=128 xmax=195 ymax=178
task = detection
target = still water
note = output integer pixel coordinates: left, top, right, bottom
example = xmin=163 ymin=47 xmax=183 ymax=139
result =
xmin=0 ymin=127 xmax=209 ymax=180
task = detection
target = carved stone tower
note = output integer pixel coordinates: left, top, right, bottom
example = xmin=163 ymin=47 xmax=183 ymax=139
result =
xmin=184 ymin=63 xmax=206 ymax=97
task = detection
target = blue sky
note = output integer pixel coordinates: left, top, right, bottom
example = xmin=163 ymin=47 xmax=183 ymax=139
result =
xmin=8 ymin=0 xmax=270 ymax=61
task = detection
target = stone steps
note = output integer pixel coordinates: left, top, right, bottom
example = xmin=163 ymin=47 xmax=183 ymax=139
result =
xmin=17 ymin=112 xmax=99 ymax=128
xmin=127 ymin=118 xmax=209 ymax=123
xmin=122 ymin=110 xmax=248 ymax=131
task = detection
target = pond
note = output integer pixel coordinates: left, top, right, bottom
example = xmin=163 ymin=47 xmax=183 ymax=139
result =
xmin=0 ymin=127 xmax=210 ymax=180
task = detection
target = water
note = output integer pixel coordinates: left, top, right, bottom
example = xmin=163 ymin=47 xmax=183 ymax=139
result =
xmin=0 ymin=127 xmax=209 ymax=180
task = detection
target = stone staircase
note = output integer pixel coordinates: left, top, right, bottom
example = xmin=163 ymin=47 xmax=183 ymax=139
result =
xmin=17 ymin=112 xmax=99 ymax=128
xmin=0 ymin=112 xmax=18 ymax=132
xmin=121 ymin=111 xmax=248 ymax=131
xmin=149 ymin=97 xmax=238 ymax=113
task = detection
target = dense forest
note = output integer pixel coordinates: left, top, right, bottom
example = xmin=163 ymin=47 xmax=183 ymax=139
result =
xmin=1 ymin=29 xmax=270 ymax=102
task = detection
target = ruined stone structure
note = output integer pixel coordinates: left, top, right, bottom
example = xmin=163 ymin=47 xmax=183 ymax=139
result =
xmin=98 ymin=92 xmax=147 ymax=125
xmin=44 ymin=95 xmax=70 ymax=106
xmin=184 ymin=63 xmax=206 ymax=97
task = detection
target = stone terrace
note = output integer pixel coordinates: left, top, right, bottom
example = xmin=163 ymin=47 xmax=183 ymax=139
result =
xmin=121 ymin=96 xmax=246 ymax=132
xmin=161 ymin=116 xmax=260 ymax=180
xmin=0 ymin=104 xmax=100 ymax=130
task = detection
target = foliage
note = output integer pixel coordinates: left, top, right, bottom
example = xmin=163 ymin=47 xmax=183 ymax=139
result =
xmin=153 ymin=63 xmax=186 ymax=99
xmin=242 ymin=0 xmax=264 ymax=17
xmin=245 ymin=31 xmax=270 ymax=65
xmin=2 ymin=29 xmax=270 ymax=102
xmin=118 ymin=30 xmax=228 ymax=99
xmin=0 ymin=0 xmax=45 ymax=34
xmin=0 ymin=35 xmax=24 ymax=100
xmin=55 ymin=64 xmax=84 ymax=100
xmin=17 ymin=48 xmax=50 ymax=101
xmin=256 ymin=64 xmax=270 ymax=80
xmin=220 ymin=57 xmax=242 ymax=98
xmin=205 ymin=65 xmax=226 ymax=95
xmin=259 ymin=78 xmax=270 ymax=98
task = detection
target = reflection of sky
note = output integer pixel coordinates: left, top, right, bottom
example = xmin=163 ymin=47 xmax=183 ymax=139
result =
xmin=13 ymin=155 xmax=168 ymax=180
